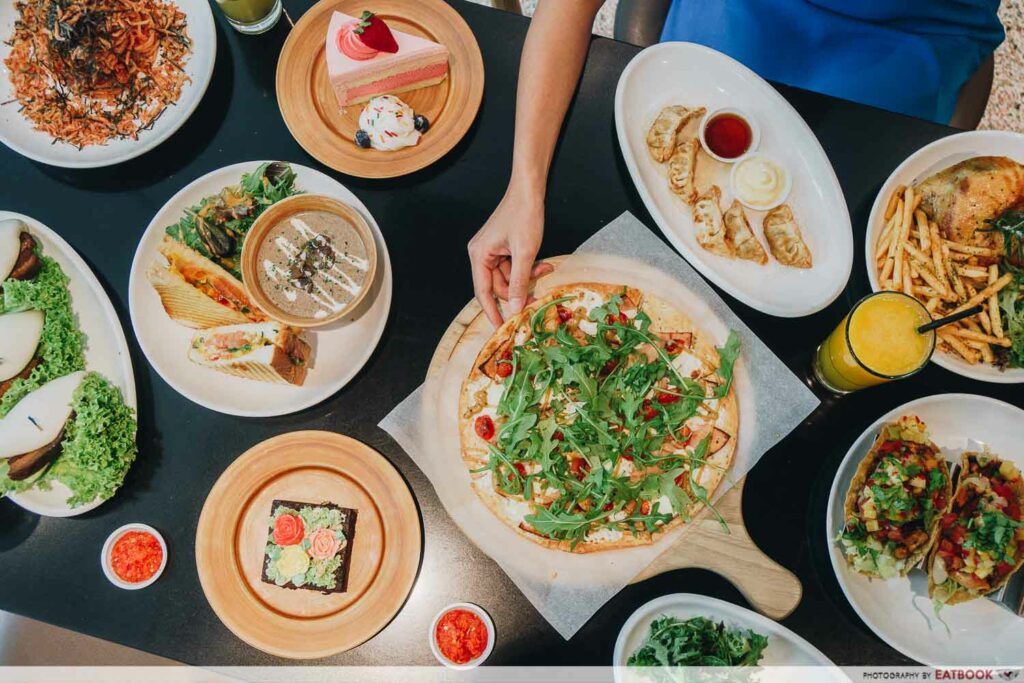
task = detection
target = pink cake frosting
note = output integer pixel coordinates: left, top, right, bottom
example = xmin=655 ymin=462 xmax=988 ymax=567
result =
xmin=325 ymin=11 xmax=450 ymax=108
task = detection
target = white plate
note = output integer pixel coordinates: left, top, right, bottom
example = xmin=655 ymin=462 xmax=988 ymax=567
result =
xmin=613 ymin=594 xmax=837 ymax=678
xmin=826 ymin=394 xmax=1024 ymax=666
xmin=865 ymin=130 xmax=1024 ymax=383
xmin=0 ymin=0 xmax=215 ymax=168
xmin=614 ymin=42 xmax=852 ymax=318
xmin=128 ymin=162 xmax=393 ymax=417
xmin=1 ymin=211 xmax=137 ymax=517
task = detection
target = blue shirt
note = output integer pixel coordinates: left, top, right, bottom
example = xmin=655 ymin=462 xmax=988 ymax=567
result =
xmin=660 ymin=0 xmax=1004 ymax=124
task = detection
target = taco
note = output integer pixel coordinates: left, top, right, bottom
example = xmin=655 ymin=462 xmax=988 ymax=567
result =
xmin=840 ymin=416 xmax=952 ymax=578
xmin=928 ymin=452 xmax=1024 ymax=606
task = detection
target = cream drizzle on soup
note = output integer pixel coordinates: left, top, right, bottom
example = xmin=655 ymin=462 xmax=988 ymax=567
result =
xmin=256 ymin=210 xmax=370 ymax=320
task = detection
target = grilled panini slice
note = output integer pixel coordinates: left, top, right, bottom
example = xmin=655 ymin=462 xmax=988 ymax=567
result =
xmin=149 ymin=237 xmax=267 ymax=328
xmin=723 ymin=200 xmax=768 ymax=265
xmin=646 ymin=105 xmax=706 ymax=163
xmin=668 ymin=137 xmax=699 ymax=205
xmin=763 ymin=204 xmax=812 ymax=268
xmin=692 ymin=185 xmax=732 ymax=258
xmin=188 ymin=321 xmax=310 ymax=386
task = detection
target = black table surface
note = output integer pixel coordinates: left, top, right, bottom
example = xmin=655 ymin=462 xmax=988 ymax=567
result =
xmin=0 ymin=0 xmax=1012 ymax=668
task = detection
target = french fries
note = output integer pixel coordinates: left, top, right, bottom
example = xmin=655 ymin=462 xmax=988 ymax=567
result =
xmin=874 ymin=185 xmax=1009 ymax=366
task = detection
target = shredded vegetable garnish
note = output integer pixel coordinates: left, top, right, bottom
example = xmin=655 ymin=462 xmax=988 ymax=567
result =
xmin=3 ymin=0 xmax=192 ymax=149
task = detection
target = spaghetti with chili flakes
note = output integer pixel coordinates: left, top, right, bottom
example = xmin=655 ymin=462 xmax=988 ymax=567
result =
xmin=3 ymin=0 xmax=192 ymax=149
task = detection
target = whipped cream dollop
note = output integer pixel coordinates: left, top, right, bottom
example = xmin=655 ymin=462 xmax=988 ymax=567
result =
xmin=338 ymin=21 xmax=378 ymax=61
xmin=358 ymin=95 xmax=420 ymax=151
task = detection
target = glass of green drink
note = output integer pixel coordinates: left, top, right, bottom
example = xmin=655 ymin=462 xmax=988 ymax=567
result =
xmin=216 ymin=0 xmax=282 ymax=35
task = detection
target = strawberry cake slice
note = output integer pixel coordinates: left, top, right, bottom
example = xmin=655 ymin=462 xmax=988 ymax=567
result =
xmin=325 ymin=10 xmax=450 ymax=108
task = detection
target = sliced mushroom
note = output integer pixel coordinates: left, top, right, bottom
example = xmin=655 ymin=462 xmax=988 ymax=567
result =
xmin=9 ymin=232 xmax=41 ymax=281
xmin=709 ymin=427 xmax=731 ymax=455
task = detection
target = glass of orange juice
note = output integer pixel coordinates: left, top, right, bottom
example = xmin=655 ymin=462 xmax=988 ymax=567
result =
xmin=812 ymin=291 xmax=935 ymax=394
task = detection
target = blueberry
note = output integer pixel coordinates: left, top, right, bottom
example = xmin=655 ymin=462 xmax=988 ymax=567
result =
xmin=354 ymin=130 xmax=371 ymax=148
xmin=414 ymin=115 xmax=430 ymax=133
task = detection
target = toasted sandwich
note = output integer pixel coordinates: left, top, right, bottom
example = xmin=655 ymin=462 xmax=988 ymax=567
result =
xmin=187 ymin=322 xmax=310 ymax=386
xmin=148 ymin=237 xmax=267 ymax=328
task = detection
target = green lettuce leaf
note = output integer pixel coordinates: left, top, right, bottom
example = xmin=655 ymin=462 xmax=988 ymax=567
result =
xmin=0 ymin=256 xmax=85 ymax=416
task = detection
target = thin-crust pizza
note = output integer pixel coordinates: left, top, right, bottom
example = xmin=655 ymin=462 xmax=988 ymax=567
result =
xmin=459 ymin=283 xmax=741 ymax=553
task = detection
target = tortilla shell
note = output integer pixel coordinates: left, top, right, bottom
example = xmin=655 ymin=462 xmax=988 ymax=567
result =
xmin=458 ymin=283 xmax=739 ymax=553
xmin=927 ymin=452 xmax=1024 ymax=605
xmin=842 ymin=425 xmax=951 ymax=577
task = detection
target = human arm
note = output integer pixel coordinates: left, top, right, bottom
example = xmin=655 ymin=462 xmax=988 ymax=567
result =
xmin=468 ymin=0 xmax=605 ymax=325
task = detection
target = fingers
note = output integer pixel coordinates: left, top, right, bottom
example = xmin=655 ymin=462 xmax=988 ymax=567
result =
xmin=507 ymin=251 xmax=533 ymax=315
xmin=532 ymin=261 xmax=554 ymax=278
xmin=492 ymin=259 xmax=554 ymax=304
xmin=469 ymin=248 xmax=503 ymax=327
xmin=491 ymin=267 xmax=509 ymax=301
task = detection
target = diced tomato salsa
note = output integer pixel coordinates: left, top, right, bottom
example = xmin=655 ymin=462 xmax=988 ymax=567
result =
xmin=435 ymin=608 xmax=489 ymax=665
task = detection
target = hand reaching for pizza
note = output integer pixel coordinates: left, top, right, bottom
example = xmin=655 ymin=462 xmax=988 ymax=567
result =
xmin=468 ymin=185 xmax=553 ymax=326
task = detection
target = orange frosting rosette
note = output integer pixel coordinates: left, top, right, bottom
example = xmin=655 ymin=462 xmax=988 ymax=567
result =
xmin=308 ymin=527 xmax=339 ymax=560
xmin=272 ymin=514 xmax=305 ymax=546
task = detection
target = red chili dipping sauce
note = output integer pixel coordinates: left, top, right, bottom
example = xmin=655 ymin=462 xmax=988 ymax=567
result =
xmin=435 ymin=608 xmax=489 ymax=665
xmin=110 ymin=531 xmax=163 ymax=584
xmin=703 ymin=112 xmax=753 ymax=159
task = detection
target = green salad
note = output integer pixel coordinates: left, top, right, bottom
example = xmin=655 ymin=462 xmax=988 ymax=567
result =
xmin=0 ymin=255 xmax=84 ymax=416
xmin=627 ymin=615 xmax=769 ymax=671
xmin=164 ymin=161 xmax=301 ymax=280
xmin=982 ymin=210 xmax=1024 ymax=368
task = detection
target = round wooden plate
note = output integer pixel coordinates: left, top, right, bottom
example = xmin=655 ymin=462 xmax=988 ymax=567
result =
xmin=276 ymin=0 xmax=484 ymax=178
xmin=195 ymin=431 xmax=422 ymax=659
xmin=427 ymin=257 xmax=802 ymax=620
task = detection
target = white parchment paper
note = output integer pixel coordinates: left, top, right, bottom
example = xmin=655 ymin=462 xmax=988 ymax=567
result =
xmin=379 ymin=212 xmax=819 ymax=638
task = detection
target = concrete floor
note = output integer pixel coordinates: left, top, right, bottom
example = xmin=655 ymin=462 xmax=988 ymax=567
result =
xmin=4 ymin=0 xmax=1023 ymax=670
xmin=0 ymin=611 xmax=174 ymax=666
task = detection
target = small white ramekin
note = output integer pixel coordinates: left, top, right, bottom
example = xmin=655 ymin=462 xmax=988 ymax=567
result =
xmin=429 ymin=602 xmax=495 ymax=669
xmin=729 ymin=153 xmax=793 ymax=211
xmin=100 ymin=523 xmax=168 ymax=590
xmin=698 ymin=106 xmax=760 ymax=163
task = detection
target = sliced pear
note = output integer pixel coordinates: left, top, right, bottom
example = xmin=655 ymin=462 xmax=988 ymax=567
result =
xmin=0 ymin=219 xmax=23 ymax=282
xmin=0 ymin=371 xmax=84 ymax=460
xmin=0 ymin=310 xmax=44 ymax=382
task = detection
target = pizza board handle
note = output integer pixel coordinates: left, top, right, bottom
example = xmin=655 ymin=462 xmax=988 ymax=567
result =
xmin=630 ymin=477 xmax=803 ymax=621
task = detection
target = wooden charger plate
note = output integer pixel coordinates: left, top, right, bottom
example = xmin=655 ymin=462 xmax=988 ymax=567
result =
xmin=276 ymin=0 xmax=484 ymax=178
xmin=195 ymin=431 xmax=421 ymax=659
xmin=427 ymin=257 xmax=802 ymax=620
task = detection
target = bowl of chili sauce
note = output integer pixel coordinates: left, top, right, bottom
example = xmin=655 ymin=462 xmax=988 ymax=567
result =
xmin=100 ymin=523 xmax=167 ymax=590
xmin=699 ymin=107 xmax=760 ymax=163
xmin=429 ymin=602 xmax=494 ymax=668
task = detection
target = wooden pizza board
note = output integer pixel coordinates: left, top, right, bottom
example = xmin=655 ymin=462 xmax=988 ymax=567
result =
xmin=195 ymin=431 xmax=422 ymax=659
xmin=276 ymin=0 xmax=485 ymax=178
xmin=428 ymin=268 xmax=802 ymax=621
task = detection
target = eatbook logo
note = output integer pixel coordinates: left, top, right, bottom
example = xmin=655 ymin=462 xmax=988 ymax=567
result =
xmin=933 ymin=670 xmax=1020 ymax=681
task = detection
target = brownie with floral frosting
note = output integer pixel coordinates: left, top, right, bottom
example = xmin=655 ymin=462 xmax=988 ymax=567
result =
xmin=261 ymin=499 xmax=357 ymax=594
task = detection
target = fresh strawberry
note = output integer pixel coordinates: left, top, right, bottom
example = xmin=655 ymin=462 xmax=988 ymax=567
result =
xmin=354 ymin=11 xmax=398 ymax=53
